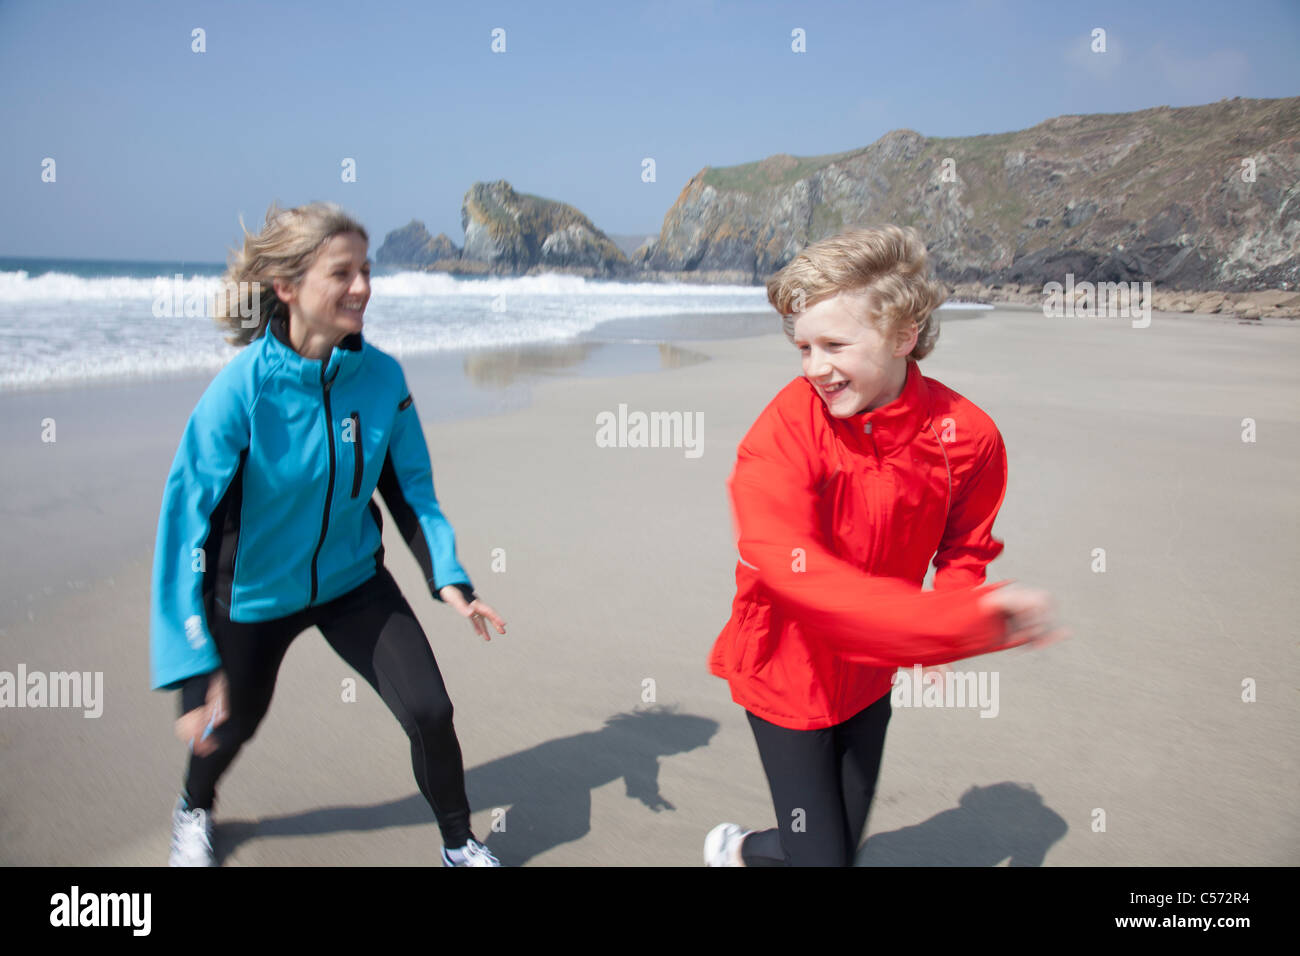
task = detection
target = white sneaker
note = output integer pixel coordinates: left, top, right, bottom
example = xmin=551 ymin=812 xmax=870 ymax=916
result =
xmin=704 ymin=822 xmax=751 ymax=866
xmin=169 ymin=797 xmax=216 ymax=867
xmin=441 ymin=837 xmax=500 ymax=867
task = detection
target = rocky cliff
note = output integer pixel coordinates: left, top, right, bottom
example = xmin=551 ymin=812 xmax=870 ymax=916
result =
xmin=644 ymin=96 xmax=1299 ymax=293
xmin=377 ymin=185 xmax=629 ymax=277
xmin=458 ymin=180 xmax=628 ymax=276
xmin=375 ymin=220 xmax=462 ymax=268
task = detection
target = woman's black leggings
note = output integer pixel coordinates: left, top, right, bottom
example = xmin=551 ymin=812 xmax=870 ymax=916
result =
xmin=741 ymin=693 xmax=892 ymax=866
xmin=179 ymin=566 xmax=472 ymax=847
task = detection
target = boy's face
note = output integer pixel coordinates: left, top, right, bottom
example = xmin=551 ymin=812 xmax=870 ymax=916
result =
xmin=792 ymin=291 xmax=916 ymax=418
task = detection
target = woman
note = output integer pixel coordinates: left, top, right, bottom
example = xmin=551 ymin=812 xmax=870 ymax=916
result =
xmin=705 ymin=226 xmax=1064 ymax=866
xmin=150 ymin=201 xmax=506 ymax=866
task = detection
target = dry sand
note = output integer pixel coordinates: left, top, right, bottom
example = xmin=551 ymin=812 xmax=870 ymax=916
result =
xmin=1 ymin=306 xmax=1296 ymax=866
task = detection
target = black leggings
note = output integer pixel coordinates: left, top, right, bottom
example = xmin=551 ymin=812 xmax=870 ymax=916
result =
xmin=741 ymin=694 xmax=892 ymax=866
xmin=180 ymin=566 xmax=472 ymax=847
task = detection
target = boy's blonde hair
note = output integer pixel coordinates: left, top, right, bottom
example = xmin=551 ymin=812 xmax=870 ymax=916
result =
xmin=766 ymin=225 xmax=946 ymax=361
xmin=215 ymin=201 xmax=369 ymax=347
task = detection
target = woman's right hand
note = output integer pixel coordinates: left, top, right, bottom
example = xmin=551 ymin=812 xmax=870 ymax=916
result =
xmin=175 ymin=670 xmax=229 ymax=757
xmin=978 ymin=584 xmax=1069 ymax=651
xmin=439 ymin=587 xmax=507 ymax=642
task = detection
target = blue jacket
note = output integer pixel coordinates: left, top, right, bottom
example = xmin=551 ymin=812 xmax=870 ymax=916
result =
xmin=149 ymin=313 xmax=474 ymax=691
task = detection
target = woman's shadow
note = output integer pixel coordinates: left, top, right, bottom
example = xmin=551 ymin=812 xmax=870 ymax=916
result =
xmin=857 ymin=782 xmax=1069 ymax=866
xmin=215 ymin=708 xmax=718 ymax=865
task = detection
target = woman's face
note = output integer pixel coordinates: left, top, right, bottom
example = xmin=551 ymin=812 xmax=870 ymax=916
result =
xmin=277 ymin=232 xmax=371 ymax=344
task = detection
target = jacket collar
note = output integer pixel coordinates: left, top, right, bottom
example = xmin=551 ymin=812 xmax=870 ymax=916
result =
xmin=817 ymin=359 xmax=932 ymax=456
xmin=265 ymin=312 xmax=366 ymax=387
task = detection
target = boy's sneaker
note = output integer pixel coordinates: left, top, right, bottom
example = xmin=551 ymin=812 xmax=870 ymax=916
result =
xmin=441 ymin=838 xmax=500 ymax=867
xmin=169 ymin=796 xmax=215 ymax=867
xmin=704 ymin=822 xmax=751 ymax=866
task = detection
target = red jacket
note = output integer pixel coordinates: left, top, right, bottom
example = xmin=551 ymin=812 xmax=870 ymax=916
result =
xmin=709 ymin=359 xmax=1014 ymax=730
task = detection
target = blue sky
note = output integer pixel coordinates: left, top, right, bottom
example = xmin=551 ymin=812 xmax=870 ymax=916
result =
xmin=1 ymin=0 xmax=1296 ymax=261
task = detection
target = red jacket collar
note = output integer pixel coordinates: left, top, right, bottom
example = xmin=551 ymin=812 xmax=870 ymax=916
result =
xmin=812 ymin=359 xmax=932 ymax=456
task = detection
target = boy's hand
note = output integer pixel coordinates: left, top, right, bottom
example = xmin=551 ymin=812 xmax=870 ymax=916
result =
xmin=978 ymin=585 xmax=1069 ymax=650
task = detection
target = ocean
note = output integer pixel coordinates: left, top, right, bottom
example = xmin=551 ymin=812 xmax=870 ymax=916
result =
xmin=0 ymin=257 xmax=992 ymax=392
xmin=0 ymin=257 xmax=776 ymax=392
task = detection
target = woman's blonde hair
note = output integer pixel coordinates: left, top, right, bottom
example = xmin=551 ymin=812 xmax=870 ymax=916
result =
xmin=766 ymin=225 xmax=947 ymax=361
xmin=215 ymin=201 xmax=369 ymax=346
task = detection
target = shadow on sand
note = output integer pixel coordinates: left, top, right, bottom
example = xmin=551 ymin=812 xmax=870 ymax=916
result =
xmin=857 ymin=782 xmax=1069 ymax=866
xmin=214 ymin=720 xmax=1065 ymax=867
xmin=214 ymin=708 xmax=718 ymax=865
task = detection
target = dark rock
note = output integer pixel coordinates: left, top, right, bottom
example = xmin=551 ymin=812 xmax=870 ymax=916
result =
xmin=376 ymin=221 xmax=461 ymax=268
xmin=458 ymin=180 xmax=628 ymax=277
xmin=1063 ymin=200 xmax=1099 ymax=229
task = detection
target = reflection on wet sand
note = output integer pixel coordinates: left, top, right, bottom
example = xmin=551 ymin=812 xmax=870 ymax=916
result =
xmin=654 ymin=342 xmax=709 ymax=369
xmin=463 ymin=341 xmax=708 ymax=387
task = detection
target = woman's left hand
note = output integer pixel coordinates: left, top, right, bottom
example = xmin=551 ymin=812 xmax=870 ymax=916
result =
xmin=439 ymin=587 xmax=507 ymax=642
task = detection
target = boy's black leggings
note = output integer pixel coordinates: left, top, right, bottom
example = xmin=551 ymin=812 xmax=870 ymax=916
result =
xmin=178 ymin=566 xmax=472 ymax=847
xmin=741 ymin=693 xmax=892 ymax=866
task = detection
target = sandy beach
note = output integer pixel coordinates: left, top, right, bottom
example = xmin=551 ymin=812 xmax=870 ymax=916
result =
xmin=1 ymin=305 xmax=1297 ymax=866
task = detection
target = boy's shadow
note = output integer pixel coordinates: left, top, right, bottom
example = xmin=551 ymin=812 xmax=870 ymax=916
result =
xmin=215 ymin=708 xmax=717 ymax=865
xmin=857 ymin=782 xmax=1068 ymax=866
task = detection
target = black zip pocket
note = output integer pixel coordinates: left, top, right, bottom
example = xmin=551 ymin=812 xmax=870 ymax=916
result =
xmin=349 ymin=410 xmax=364 ymax=498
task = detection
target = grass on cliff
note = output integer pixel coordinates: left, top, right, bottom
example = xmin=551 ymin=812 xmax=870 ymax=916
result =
xmin=701 ymin=147 xmax=868 ymax=192
xmin=696 ymin=97 xmax=1299 ymax=226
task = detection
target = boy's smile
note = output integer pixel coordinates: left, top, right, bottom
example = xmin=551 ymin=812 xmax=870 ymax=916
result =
xmin=792 ymin=292 xmax=917 ymax=418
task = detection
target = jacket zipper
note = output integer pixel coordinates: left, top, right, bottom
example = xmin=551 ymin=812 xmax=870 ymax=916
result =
xmin=308 ymin=366 xmax=337 ymax=605
xmin=349 ymin=410 xmax=363 ymax=498
xmin=863 ymin=420 xmax=881 ymax=463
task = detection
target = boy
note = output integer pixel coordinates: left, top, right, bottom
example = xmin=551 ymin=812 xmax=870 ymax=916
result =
xmin=706 ymin=225 xmax=1061 ymax=867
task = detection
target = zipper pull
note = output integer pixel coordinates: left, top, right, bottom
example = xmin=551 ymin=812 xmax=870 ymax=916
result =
xmin=863 ymin=420 xmax=881 ymax=462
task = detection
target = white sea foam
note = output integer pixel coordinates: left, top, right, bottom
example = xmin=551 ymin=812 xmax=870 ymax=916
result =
xmin=0 ymin=267 xmax=987 ymax=391
xmin=0 ymin=270 xmax=174 ymax=302
xmin=0 ymin=269 xmax=763 ymax=305
xmin=0 ymin=270 xmax=769 ymax=391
